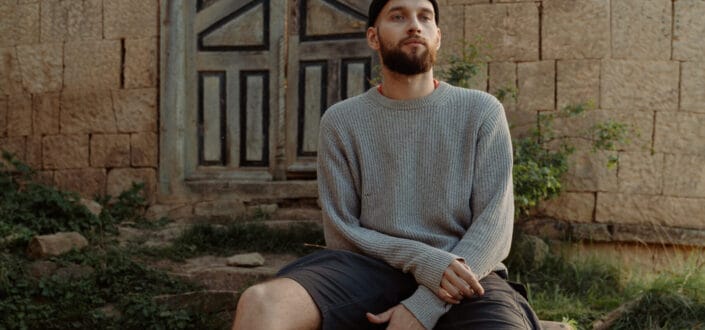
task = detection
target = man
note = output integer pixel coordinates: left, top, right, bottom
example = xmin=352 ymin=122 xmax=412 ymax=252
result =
xmin=232 ymin=0 xmax=540 ymax=328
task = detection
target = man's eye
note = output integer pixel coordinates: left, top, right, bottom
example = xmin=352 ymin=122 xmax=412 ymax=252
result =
xmin=420 ymin=15 xmax=432 ymax=22
xmin=392 ymin=14 xmax=404 ymax=21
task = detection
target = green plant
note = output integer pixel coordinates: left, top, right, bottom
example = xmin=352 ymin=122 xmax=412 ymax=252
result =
xmin=0 ymin=152 xmax=101 ymax=248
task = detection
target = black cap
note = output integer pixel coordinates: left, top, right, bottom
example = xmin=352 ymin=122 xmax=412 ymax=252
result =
xmin=367 ymin=0 xmax=440 ymax=28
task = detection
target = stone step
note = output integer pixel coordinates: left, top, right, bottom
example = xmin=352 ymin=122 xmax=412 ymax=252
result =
xmin=166 ymin=253 xmax=299 ymax=292
xmin=158 ymin=252 xmax=573 ymax=329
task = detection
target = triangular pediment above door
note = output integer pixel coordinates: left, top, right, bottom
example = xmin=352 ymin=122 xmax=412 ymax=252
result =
xmin=198 ymin=0 xmax=269 ymax=51
xmin=302 ymin=0 xmax=367 ymax=40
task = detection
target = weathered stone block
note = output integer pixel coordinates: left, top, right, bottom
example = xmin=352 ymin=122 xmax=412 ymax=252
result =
xmin=542 ymin=0 xmax=610 ymax=59
xmin=539 ymin=192 xmax=595 ymax=223
xmin=557 ymin=60 xmax=600 ymax=109
xmin=194 ymin=200 xmax=247 ymax=219
xmin=54 ymin=168 xmax=106 ymax=198
xmin=0 ymin=47 xmax=24 ymax=95
xmin=0 ymin=4 xmax=39 ymax=47
xmin=0 ymin=98 xmax=7 ymax=136
xmin=34 ymin=170 xmax=54 ymax=186
xmin=518 ymin=61 xmax=555 ymax=111
xmin=596 ymin=193 xmax=705 ymax=230
xmin=33 ymin=93 xmax=60 ymax=135
xmin=674 ymin=0 xmax=705 ymax=60
xmin=448 ymin=0 xmax=488 ymax=4
xmin=226 ymin=253 xmax=265 ymax=267
xmin=601 ymin=61 xmax=679 ymax=111
xmin=681 ymin=62 xmax=705 ymax=112
xmin=618 ymin=152 xmax=663 ymax=194
xmin=565 ymin=149 xmax=618 ymax=192
xmin=90 ymin=134 xmax=130 ymax=167
xmin=131 ymin=132 xmax=158 ymax=167
xmin=40 ymin=0 xmax=102 ymax=42
xmin=437 ymin=5 xmax=465 ymax=61
xmin=0 ymin=137 xmax=25 ymax=160
xmin=551 ymin=109 xmax=653 ymax=152
xmin=60 ymin=90 xmax=117 ymax=134
xmin=612 ymin=0 xmax=671 ymax=60
xmin=113 ymin=88 xmax=158 ymax=133
xmin=145 ymin=203 xmax=194 ymax=221
xmin=27 ymin=232 xmax=88 ymax=259
xmin=489 ymin=61 xmax=517 ymax=113
xmin=42 ymin=134 xmax=88 ymax=169
xmin=64 ymin=40 xmax=120 ymax=91
xmin=125 ymin=38 xmax=158 ymax=88
xmin=654 ymin=112 xmax=705 ymax=155
xmin=464 ymin=3 xmax=539 ymax=61
xmin=104 ymin=0 xmax=158 ymax=39
xmin=16 ymin=43 xmax=62 ymax=93
xmin=663 ymin=154 xmax=705 ymax=198
xmin=7 ymin=93 xmax=32 ymax=136
xmin=25 ymin=135 xmax=41 ymax=168
xmin=107 ymin=167 xmax=156 ymax=202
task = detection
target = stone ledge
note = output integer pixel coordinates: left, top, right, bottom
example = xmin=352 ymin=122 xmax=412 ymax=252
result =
xmin=185 ymin=180 xmax=318 ymax=199
xmin=520 ymin=217 xmax=705 ymax=247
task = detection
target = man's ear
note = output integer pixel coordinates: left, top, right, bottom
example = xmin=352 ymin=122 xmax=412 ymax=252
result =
xmin=436 ymin=27 xmax=442 ymax=50
xmin=367 ymin=27 xmax=380 ymax=50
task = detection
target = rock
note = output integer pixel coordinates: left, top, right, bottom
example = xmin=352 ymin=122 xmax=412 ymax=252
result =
xmin=79 ymin=198 xmax=103 ymax=217
xmin=540 ymin=320 xmax=575 ymax=330
xmin=226 ymin=252 xmax=265 ymax=267
xmin=27 ymin=232 xmax=89 ymax=259
xmin=507 ymin=234 xmax=550 ymax=271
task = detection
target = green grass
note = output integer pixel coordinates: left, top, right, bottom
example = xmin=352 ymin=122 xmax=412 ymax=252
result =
xmin=507 ymin=238 xmax=705 ymax=330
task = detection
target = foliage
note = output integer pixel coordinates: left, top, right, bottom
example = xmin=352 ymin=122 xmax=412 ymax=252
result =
xmin=0 ymin=249 xmax=209 ymax=329
xmin=610 ymin=264 xmax=705 ymax=329
xmin=0 ymin=152 xmax=99 ymax=248
xmin=439 ymin=42 xmax=631 ymax=216
xmin=0 ymin=152 xmax=214 ymax=329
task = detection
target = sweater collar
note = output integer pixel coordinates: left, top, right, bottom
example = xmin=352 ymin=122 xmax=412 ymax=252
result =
xmin=367 ymin=81 xmax=451 ymax=111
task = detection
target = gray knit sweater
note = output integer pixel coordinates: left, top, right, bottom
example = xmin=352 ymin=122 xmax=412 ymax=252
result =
xmin=317 ymin=81 xmax=514 ymax=329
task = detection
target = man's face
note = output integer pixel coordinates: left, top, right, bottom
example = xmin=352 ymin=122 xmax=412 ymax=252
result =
xmin=369 ymin=0 xmax=441 ymax=75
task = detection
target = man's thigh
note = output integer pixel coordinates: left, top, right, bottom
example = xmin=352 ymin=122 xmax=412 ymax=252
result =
xmin=277 ymin=249 xmax=417 ymax=330
xmin=436 ymin=272 xmax=540 ymax=330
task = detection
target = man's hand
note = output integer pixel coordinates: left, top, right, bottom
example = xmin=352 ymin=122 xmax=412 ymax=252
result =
xmin=366 ymin=304 xmax=425 ymax=330
xmin=436 ymin=259 xmax=484 ymax=304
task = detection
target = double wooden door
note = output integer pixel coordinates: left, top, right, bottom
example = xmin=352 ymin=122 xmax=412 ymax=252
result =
xmin=187 ymin=0 xmax=375 ymax=183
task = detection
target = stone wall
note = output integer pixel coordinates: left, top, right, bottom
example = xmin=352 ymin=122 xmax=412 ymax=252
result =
xmin=438 ymin=0 xmax=705 ymax=234
xmin=0 ymin=0 xmax=159 ymax=202
xmin=1 ymin=0 xmax=704 ymax=237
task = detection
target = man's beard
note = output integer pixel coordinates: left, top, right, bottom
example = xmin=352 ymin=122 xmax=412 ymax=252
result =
xmin=379 ymin=35 xmax=436 ymax=75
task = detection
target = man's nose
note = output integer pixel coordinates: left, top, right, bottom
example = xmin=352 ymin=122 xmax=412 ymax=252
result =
xmin=406 ymin=17 xmax=422 ymax=34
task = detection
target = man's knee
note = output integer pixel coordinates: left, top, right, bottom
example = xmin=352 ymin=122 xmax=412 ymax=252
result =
xmin=237 ymin=282 xmax=273 ymax=312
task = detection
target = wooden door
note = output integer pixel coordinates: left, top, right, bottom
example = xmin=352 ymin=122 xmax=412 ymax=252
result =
xmin=168 ymin=0 xmax=374 ymax=190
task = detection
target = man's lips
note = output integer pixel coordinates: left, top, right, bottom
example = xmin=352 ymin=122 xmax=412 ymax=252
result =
xmin=402 ymin=38 xmax=427 ymax=46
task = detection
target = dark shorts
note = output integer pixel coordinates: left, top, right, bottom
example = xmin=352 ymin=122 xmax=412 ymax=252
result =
xmin=277 ymin=249 xmax=541 ymax=330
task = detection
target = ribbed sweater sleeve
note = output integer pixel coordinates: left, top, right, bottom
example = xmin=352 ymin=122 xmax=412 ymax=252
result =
xmin=317 ymin=82 xmax=514 ymax=329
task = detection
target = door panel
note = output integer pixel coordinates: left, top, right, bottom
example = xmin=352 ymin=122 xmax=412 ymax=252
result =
xmin=286 ymin=0 xmax=375 ymax=177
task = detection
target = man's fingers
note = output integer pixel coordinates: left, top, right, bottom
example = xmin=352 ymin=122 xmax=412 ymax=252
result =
xmin=451 ymin=261 xmax=484 ymax=296
xmin=443 ymin=267 xmax=475 ymax=297
xmin=441 ymin=277 xmax=463 ymax=300
xmin=438 ymin=287 xmax=460 ymax=304
xmin=366 ymin=310 xmax=392 ymax=324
